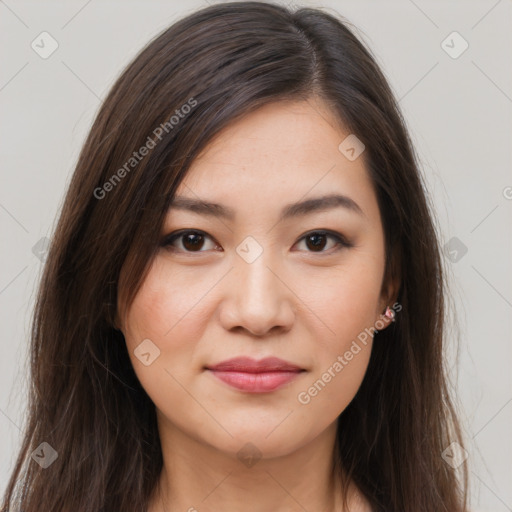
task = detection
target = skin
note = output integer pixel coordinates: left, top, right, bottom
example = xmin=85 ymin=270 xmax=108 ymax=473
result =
xmin=117 ymin=97 xmax=398 ymax=512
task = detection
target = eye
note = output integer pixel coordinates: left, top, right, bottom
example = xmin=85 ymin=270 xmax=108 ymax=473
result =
xmin=293 ymin=230 xmax=353 ymax=253
xmin=161 ymin=230 xmax=220 ymax=253
xmin=161 ymin=229 xmax=352 ymax=254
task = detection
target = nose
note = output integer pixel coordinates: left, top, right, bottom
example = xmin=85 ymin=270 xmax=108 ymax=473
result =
xmin=218 ymin=249 xmax=295 ymax=337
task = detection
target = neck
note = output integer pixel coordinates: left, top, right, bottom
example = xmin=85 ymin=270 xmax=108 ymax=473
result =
xmin=147 ymin=413 xmax=364 ymax=512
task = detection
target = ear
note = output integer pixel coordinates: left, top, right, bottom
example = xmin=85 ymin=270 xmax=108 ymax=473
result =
xmin=377 ymin=243 xmax=401 ymax=327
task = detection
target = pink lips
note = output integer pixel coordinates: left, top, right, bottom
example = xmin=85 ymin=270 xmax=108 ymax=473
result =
xmin=206 ymin=356 xmax=304 ymax=393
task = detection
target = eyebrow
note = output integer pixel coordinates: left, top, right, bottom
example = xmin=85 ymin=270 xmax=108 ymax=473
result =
xmin=168 ymin=193 xmax=366 ymax=222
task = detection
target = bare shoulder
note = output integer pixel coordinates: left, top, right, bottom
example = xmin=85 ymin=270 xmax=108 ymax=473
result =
xmin=332 ymin=475 xmax=375 ymax=512
xmin=359 ymin=498 xmax=374 ymax=512
xmin=349 ymin=488 xmax=374 ymax=512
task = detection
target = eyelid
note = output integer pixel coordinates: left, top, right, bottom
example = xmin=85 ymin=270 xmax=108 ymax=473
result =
xmin=160 ymin=229 xmax=353 ymax=253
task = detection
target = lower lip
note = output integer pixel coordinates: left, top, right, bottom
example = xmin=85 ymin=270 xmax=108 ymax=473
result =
xmin=208 ymin=370 xmax=302 ymax=392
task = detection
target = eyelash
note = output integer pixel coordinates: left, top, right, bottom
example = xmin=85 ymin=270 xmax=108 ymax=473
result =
xmin=160 ymin=229 xmax=353 ymax=255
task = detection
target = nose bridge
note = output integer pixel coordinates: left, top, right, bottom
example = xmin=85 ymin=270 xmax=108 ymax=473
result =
xmin=235 ymin=236 xmax=281 ymax=303
xmin=223 ymin=235 xmax=294 ymax=334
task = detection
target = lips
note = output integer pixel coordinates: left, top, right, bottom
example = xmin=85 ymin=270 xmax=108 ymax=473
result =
xmin=206 ymin=357 xmax=305 ymax=393
xmin=207 ymin=356 xmax=303 ymax=373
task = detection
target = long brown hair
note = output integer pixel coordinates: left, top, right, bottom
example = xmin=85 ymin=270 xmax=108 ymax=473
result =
xmin=2 ymin=2 xmax=468 ymax=510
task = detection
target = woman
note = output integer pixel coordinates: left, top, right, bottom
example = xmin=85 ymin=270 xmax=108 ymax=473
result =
xmin=1 ymin=2 xmax=468 ymax=511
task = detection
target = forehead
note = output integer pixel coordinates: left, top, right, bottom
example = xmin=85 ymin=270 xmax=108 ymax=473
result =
xmin=174 ymin=99 xmax=379 ymax=226
xmin=190 ymin=99 xmax=348 ymax=173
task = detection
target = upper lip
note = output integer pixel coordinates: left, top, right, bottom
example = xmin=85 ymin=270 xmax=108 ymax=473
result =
xmin=206 ymin=357 xmax=304 ymax=373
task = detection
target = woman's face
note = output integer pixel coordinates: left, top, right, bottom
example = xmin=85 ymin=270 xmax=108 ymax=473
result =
xmin=119 ymin=98 xmax=395 ymax=459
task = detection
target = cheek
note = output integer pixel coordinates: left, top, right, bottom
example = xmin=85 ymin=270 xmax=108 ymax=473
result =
xmin=124 ymin=257 xmax=213 ymax=344
xmin=121 ymin=259 xmax=220 ymax=436
xmin=297 ymin=302 xmax=374 ymax=409
xmin=295 ymin=311 xmax=374 ymax=422
xmin=122 ymin=257 xmax=216 ymax=395
xmin=295 ymin=254 xmax=382 ymax=413
xmin=304 ymin=254 xmax=384 ymax=348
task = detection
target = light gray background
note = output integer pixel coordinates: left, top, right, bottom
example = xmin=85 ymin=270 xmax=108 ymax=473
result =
xmin=1 ymin=1 xmax=511 ymax=510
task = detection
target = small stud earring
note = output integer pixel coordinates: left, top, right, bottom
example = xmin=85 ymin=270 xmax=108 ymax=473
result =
xmin=384 ymin=306 xmax=396 ymax=322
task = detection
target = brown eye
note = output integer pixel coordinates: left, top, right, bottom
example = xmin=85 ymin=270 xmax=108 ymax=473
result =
xmin=182 ymin=232 xmax=205 ymax=251
xmin=161 ymin=230 xmax=219 ymax=253
xmin=295 ymin=230 xmax=352 ymax=253
xmin=305 ymin=233 xmax=329 ymax=251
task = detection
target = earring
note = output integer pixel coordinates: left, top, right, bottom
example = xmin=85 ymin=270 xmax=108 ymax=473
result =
xmin=384 ymin=306 xmax=396 ymax=322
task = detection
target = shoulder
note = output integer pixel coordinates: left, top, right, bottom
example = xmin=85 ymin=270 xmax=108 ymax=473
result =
xmin=350 ymin=488 xmax=374 ymax=512
xmin=334 ymin=484 xmax=373 ymax=512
